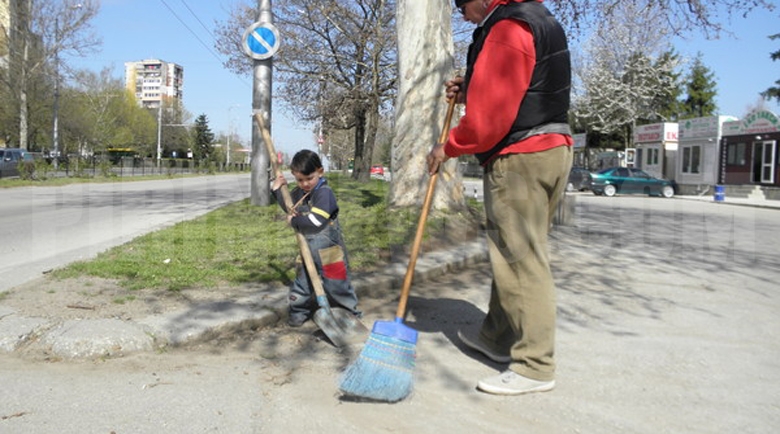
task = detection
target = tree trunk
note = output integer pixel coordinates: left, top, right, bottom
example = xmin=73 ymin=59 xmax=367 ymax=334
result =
xmin=351 ymin=107 xmax=369 ymax=182
xmin=19 ymin=81 xmax=29 ymax=151
xmin=389 ymin=0 xmax=463 ymax=209
xmin=18 ymin=0 xmax=32 ymax=151
xmin=363 ymin=101 xmax=380 ymax=179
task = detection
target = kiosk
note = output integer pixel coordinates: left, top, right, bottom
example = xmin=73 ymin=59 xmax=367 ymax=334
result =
xmin=675 ymin=116 xmax=736 ymax=195
xmin=633 ymin=122 xmax=678 ymax=180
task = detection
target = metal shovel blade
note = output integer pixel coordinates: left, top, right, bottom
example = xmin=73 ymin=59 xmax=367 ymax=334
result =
xmin=312 ymin=306 xmax=369 ymax=347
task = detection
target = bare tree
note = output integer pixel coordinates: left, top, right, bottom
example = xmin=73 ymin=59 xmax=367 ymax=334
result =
xmin=2 ymin=0 xmax=100 ymax=150
xmin=546 ymin=0 xmax=774 ymax=40
xmin=214 ymin=0 xmax=397 ymax=182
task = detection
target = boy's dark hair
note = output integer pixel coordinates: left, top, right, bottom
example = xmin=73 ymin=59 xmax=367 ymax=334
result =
xmin=290 ymin=150 xmax=323 ymax=175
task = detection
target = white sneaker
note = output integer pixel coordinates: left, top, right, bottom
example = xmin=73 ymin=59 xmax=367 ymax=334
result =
xmin=457 ymin=329 xmax=511 ymax=364
xmin=477 ymin=370 xmax=555 ymax=395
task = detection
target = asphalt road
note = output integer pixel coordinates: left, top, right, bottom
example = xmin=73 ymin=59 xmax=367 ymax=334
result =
xmin=0 ymin=174 xmax=252 ymax=292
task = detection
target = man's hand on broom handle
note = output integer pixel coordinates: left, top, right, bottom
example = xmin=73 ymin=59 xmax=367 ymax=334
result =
xmin=426 ymin=142 xmax=448 ymax=176
xmin=426 ymin=95 xmax=458 ymax=176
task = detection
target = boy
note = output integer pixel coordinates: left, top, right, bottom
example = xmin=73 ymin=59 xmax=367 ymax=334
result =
xmin=271 ymin=150 xmax=361 ymax=327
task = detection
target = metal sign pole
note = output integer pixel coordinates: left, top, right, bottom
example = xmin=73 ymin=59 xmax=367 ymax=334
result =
xmin=249 ymin=0 xmax=275 ymax=206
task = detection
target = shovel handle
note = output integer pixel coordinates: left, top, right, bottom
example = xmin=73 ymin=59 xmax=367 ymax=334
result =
xmin=395 ymin=97 xmax=457 ymax=320
xmin=254 ymin=113 xmax=329 ymax=302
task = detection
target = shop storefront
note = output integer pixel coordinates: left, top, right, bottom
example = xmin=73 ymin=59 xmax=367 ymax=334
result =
xmin=633 ymin=122 xmax=678 ymax=180
xmin=675 ymin=115 xmax=737 ymax=195
xmin=721 ymin=109 xmax=780 ymax=195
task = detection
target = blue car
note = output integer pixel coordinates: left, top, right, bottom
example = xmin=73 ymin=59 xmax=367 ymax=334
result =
xmin=0 ymin=148 xmax=34 ymax=179
xmin=590 ymin=167 xmax=675 ymax=198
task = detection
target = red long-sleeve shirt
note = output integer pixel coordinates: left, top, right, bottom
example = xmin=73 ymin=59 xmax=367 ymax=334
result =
xmin=444 ymin=0 xmax=572 ymax=162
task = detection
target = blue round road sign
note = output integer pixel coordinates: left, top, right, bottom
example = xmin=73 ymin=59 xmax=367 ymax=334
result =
xmin=242 ymin=22 xmax=280 ymax=60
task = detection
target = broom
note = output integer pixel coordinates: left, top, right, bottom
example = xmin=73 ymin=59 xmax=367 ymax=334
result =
xmin=338 ymin=97 xmax=456 ymax=402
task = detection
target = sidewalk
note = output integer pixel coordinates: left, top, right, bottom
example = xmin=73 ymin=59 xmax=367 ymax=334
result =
xmin=674 ymin=192 xmax=780 ymax=209
xmin=0 ymin=193 xmax=776 ymax=360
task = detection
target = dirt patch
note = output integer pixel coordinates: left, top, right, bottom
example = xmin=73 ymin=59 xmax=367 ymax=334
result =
xmin=1 ymin=276 xmax=270 ymax=322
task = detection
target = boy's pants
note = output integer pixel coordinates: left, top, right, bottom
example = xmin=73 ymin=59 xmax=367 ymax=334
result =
xmin=289 ymin=219 xmax=360 ymax=322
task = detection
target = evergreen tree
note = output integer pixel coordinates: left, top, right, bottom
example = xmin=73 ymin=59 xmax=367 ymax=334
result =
xmin=192 ymin=114 xmax=215 ymax=162
xmin=761 ymin=33 xmax=780 ymax=103
xmin=652 ymin=50 xmax=684 ymax=122
xmin=681 ymin=54 xmax=718 ymax=118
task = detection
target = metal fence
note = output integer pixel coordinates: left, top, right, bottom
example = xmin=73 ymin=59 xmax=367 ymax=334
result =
xmin=35 ymin=156 xmax=250 ymax=179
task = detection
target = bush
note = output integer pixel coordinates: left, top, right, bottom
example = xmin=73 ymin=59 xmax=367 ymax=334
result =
xmin=33 ymin=159 xmax=52 ymax=180
xmin=18 ymin=161 xmax=36 ymax=180
xmin=98 ymin=159 xmax=116 ymax=178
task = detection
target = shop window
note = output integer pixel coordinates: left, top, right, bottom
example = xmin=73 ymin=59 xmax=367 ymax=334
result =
xmin=646 ymin=148 xmax=659 ymax=165
xmin=727 ymin=143 xmax=746 ymax=165
xmin=682 ymin=145 xmax=701 ymax=174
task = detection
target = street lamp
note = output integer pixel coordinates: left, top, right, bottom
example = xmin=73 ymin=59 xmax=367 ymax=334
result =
xmin=156 ymin=104 xmax=162 ymax=168
xmin=227 ymin=104 xmax=240 ymax=167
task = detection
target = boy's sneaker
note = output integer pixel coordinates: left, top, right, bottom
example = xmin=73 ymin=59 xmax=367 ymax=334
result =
xmin=287 ymin=315 xmax=307 ymax=327
xmin=457 ymin=328 xmax=511 ymax=364
xmin=477 ymin=370 xmax=555 ymax=395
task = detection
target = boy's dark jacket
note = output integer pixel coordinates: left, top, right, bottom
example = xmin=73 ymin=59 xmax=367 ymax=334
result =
xmin=272 ymin=178 xmax=339 ymax=235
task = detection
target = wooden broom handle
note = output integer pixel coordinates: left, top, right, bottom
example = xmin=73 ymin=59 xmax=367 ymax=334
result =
xmin=254 ymin=113 xmax=329 ymax=299
xmin=395 ymin=97 xmax=456 ymax=320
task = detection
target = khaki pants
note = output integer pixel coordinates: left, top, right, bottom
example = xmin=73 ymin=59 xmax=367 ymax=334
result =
xmin=480 ymin=145 xmax=572 ymax=381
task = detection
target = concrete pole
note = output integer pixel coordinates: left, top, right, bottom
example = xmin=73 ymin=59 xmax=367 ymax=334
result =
xmin=250 ymin=0 xmax=273 ymax=206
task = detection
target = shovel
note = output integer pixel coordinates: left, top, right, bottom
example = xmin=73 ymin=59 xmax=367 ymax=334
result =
xmin=254 ymin=113 xmax=368 ymax=347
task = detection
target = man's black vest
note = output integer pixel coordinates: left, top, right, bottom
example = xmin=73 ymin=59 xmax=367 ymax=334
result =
xmin=464 ymin=1 xmax=571 ymax=165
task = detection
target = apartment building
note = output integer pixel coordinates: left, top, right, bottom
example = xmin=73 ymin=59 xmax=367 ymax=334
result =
xmin=124 ymin=59 xmax=183 ymax=109
xmin=0 ymin=0 xmax=9 ymax=67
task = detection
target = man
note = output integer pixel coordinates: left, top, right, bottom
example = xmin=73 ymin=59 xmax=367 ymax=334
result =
xmin=427 ymin=0 xmax=573 ymax=395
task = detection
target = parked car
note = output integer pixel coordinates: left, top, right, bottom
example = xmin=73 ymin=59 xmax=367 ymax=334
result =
xmin=370 ymin=165 xmax=385 ymax=178
xmin=0 ymin=148 xmax=34 ymax=179
xmin=590 ymin=167 xmax=675 ymax=198
xmin=567 ymin=167 xmax=592 ymax=192
xmin=459 ymin=161 xmax=484 ymax=179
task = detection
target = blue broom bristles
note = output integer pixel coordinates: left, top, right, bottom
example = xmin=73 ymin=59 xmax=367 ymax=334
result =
xmin=339 ymin=320 xmax=417 ymax=402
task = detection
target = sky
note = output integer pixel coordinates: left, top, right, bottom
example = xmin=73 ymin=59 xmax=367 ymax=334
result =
xmin=69 ymin=0 xmax=780 ymax=155
xmin=671 ymin=7 xmax=780 ymax=118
